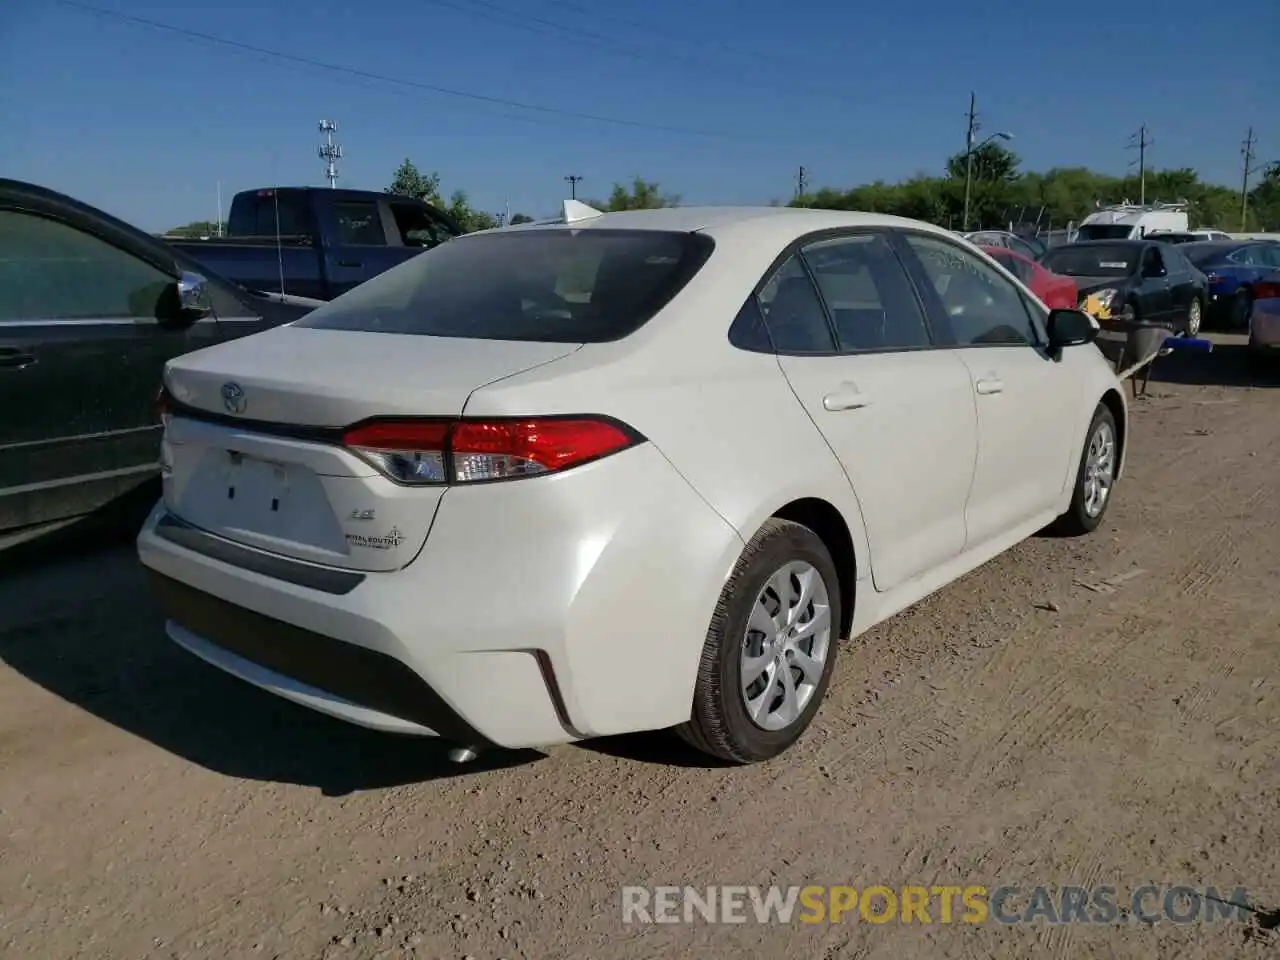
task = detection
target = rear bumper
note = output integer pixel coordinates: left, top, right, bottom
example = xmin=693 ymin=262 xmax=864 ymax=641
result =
xmin=136 ymin=442 xmax=745 ymax=749
xmin=1250 ymin=302 xmax=1280 ymax=348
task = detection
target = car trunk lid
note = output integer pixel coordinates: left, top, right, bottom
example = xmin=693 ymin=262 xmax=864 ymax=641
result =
xmin=160 ymin=326 xmax=580 ymax=572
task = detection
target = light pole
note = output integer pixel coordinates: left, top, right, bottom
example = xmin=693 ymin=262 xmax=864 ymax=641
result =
xmin=962 ymin=130 xmax=1013 ymax=232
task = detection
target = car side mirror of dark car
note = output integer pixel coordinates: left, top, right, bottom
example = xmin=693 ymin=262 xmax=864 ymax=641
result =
xmin=177 ymin=271 xmax=212 ymax=315
xmin=1046 ymin=308 xmax=1099 ymax=355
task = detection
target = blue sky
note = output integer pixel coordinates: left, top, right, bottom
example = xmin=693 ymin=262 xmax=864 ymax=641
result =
xmin=2 ymin=0 xmax=1275 ymax=231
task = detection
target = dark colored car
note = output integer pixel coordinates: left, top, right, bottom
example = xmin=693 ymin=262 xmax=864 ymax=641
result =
xmin=169 ymin=187 xmax=463 ymax=301
xmin=1176 ymin=240 xmax=1280 ymax=329
xmin=0 ymin=177 xmax=316 ymax=546
xmin=1039 ymin=240 xmax=1208 ymax=335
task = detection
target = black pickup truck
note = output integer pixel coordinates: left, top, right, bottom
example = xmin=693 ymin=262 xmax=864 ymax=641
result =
xmin=169 ymin=187 xmax=463 ymax=301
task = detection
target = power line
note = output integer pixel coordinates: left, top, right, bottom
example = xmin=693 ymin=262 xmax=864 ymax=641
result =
xmin=513 ymin=0 xmax=804 ymax=71
xmin=1240 ymin=126 xmax=1257 ymax=232
xmin=55 ymin=0 xmax=757 ymax=142
xmin=423 ymin=0 xmax=708 ymax=72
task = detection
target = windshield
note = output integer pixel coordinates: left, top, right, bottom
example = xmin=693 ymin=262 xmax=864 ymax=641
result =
xmin=293 ymin=228 xmax=715 ymax=342
xmin=1040 ymin=245 xmax=1139 ymax=278
xmin=1178 ymin=242 xmax=1236 ymax=268
xmin=1150 ymin=233 xmax=1197 ymax=244
xmin=1074 ymin=224 xmax=1135 ymax=241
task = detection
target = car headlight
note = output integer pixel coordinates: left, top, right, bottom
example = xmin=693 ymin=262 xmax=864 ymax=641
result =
xmin=1090 ymin=288 xmax=1119 ymax=309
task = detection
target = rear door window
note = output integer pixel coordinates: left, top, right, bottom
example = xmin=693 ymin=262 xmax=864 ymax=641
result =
xmin=800 ymin=233 xmax=932 ymax=351
xmin=333 ymin=201 xmax=385 ymax=246
xmin=755 ymin=255 xmax=836 ymax=354
xmin=294 ymin=229 xmax=715 ymax=342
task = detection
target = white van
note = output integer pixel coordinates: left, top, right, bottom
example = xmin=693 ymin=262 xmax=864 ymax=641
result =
xmin=1074 ymin=202 xmax=1189 ymax=241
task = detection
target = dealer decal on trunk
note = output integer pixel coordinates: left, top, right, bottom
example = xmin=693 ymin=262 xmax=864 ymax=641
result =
xmin=346 ymin=528 xmax=406 ymax=550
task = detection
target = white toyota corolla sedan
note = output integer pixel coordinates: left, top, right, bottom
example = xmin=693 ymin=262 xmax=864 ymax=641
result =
xmin=137 ymin=203 xmax=1127 ymax=764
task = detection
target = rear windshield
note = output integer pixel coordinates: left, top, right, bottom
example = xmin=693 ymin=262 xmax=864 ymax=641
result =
xmin=227 ymin=191 xmax=311 ymax=239
xmin=1040 ymin=245 xmax=1139 ymax=277
xmin=294 ymin=228 xmax=715 ymax=342
xmin=1074 ymin=224 xmax=1134 ymax=241
xmin=1149 ymin=232 xmax=1196 ymax=244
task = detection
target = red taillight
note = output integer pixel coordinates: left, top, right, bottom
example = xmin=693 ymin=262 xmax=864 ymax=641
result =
xmin=341 ymin=416 xmax=642 ymax=485
xmin=1253 ymin=280 xmax=1280 ymax=300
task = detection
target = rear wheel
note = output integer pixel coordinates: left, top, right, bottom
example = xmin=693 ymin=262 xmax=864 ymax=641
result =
xmin=677 ymin=518 xmax=840 ymax=763
xmin=1051 ymin=404 xmax=1118 ymax=537
xmin=1230 ymin=289 xmax=1253 ymax=330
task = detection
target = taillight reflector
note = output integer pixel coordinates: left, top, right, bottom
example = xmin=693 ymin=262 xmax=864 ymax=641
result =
xmin=1253 ymin=280 xmax=1280 ymax=300
xmin=341 ymin=416 xmax=642 ymax=485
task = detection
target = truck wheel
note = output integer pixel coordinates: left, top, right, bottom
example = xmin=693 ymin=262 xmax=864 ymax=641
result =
xmin=677 ymin=518 xmax=840 ymax=764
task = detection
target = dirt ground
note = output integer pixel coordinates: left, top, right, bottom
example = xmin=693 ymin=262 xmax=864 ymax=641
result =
xmin=2 ymin=335 xmax=1277 ymax=960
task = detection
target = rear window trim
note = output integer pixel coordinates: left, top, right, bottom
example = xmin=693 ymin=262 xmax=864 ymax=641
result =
xmin=293 ymin=228 xmax=716 ymax=344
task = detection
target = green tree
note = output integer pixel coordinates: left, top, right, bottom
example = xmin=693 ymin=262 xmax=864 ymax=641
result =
xmin=509 ymin=212 xmax=535 ymax=224
xmin=444 ymin=189 xmax=499 ymax=233
xmin=387 ymin=160 xmax=500 ymax=233
xmin=387 ymin=158 xmax=442 ymax=205
xmin=589 ymin=177 xmax=679 ymax=211
xmin=792 ymin=147 xmax=1278 ymax=233
xmin=163 ymin=220 xmax=225 ymax=238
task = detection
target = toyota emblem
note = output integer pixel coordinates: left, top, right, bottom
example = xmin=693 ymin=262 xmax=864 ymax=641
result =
xmin=221 ymin=382 xmax=247 ymax=415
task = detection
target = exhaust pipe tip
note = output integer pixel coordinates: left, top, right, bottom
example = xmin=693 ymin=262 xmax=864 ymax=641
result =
xmin=447 ymin=745 xmax=479 ymax=764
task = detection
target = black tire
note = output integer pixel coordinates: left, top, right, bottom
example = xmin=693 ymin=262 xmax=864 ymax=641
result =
xmin=1230 ymin=289 xmax=1253 ymax=331
xmin=1052 ymin=403 xmax=1119 ymax=537
xmin=1185 ymin=296 xmax=1204 ymax=337
xmin=677 ymin=518 xmax=841 ymax=764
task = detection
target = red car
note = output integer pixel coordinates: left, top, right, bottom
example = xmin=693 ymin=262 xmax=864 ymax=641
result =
xmin=979 ymin=246 xmax=1078 ymax=310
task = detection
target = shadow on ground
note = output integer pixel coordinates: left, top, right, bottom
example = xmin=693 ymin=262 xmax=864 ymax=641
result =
xmin=1148 ymin=342 xmax=1280 ymax=388
xmin=578 ymin=729 xmax=737 ymax=768
xmin=1 ymin=495 xmax=544 ymax=795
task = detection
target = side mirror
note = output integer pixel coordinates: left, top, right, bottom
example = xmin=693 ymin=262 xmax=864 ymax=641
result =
xmin=1046 ymin=308 xmax=1099 ymax=353
xmin=177 ymin=271 xmax=212 ymax=316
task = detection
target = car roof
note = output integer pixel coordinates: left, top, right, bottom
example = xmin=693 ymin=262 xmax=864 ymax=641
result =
xmin=1053 ymin=239 xmax=1148 ymax=249
xmin=485 ymin=205 xmax=957 ymax=246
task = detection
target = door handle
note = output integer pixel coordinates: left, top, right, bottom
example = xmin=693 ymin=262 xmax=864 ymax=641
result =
xmin=336 ymin=259 xmax=362 ymax=268
xmin=0 ymin=347 xmax=36 ymax=370
xmin=822 ymin=389 xmax=873 ymax=411
xmin=975 ymin=377 xmax=1004 ymax=395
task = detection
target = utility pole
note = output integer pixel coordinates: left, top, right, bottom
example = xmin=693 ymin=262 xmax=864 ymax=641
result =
xmin=962 ymin=92 xmax=978 ymax=231
xmin=564 ymin=175 xmax=583 ymax=200
xmin=318 ymin=120 xmax=342 ymax=189
xmin=216 ymin=181 xmax=223 ymax=237
xmin=1126 ymin=124 xmax=1152 ymax=205
xmin=795 ymin=165 xmax=808 ymax=202
xmin=1240 ymin=126 xmax=1257 ymax=232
